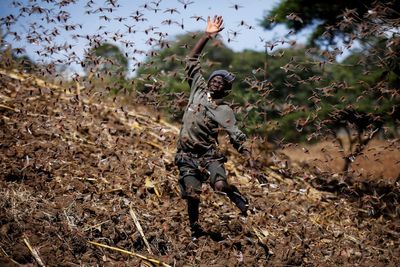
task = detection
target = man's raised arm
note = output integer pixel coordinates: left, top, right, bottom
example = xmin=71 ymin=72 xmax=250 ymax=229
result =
xmin=185 ymin=15 xmax=224 ymax=88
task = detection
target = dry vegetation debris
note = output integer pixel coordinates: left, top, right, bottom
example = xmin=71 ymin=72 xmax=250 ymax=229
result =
xmin=0 ymin=70 xmax=399 ymax=266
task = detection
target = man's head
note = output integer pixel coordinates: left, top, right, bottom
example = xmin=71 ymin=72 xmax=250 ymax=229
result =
xmin=207 ymin=70 xmax=235 ymax=99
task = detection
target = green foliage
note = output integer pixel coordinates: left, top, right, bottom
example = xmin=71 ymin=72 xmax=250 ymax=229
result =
xmin=137 ymin=32 xmax=333 ymax=141
xmin=137 ymin=2 xmax=400 ymax=143
xmin=81 ymin=42 xmax=130 ymax=94
xmin=261 ymin=0 xmax=400 ymax=46
xmin=83 ymin=43 xmax=128 ymax=78
xmin=0 ymin=41 xmax=36 ymax=72
xmin=14 ymin=55 xmax=36 ymax=72
xmin=258 ymin=0 xmax=400 ymax=144
xmin=137 ymin=32 xmax=234 ymax=78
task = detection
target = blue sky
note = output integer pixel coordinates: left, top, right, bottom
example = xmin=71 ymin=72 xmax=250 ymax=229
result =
xmin=0 ymin=0 xmax=311 ymax=75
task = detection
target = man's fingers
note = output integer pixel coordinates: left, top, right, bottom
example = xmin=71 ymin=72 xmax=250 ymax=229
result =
xmin=217 ymin=19 xmax=223 ymax=28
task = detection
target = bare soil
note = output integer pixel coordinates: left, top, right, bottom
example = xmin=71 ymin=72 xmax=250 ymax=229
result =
xmin=279 ymin=139 xmax=400 ymax=180
xmin=1 ymin=70 xmax=399 ymax=266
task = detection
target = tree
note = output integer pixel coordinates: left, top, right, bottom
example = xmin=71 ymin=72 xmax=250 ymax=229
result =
xmin=82 ymin=43 xmax=129 ymax=93
xmin=261 ymin=0 xmax=400 ymax=46
xmin=260 ymin=1 xmax=399 ymax=173
xmin=322 ymin=108 xmax=383 ymax=173
xmin=83 ymin=43 xmax=128 ymax=79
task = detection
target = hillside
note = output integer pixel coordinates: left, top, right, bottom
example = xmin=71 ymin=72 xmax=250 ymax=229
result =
xmin=0 ymin=69 xmax=399 ymax=266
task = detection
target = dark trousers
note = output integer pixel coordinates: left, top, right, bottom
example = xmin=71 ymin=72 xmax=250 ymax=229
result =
xmin=175 ymin=150 xmax=248 ymax=230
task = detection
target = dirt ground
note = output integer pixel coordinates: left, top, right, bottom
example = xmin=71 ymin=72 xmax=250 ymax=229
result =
xmin=279 ymin=139 xmax=400 ymax=181
xmin=1 ymin=70 xmax=399 ymax=266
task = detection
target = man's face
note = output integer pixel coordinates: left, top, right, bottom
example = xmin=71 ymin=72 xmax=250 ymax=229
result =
xmin=208 ymin=75 xmax=227 ymax=98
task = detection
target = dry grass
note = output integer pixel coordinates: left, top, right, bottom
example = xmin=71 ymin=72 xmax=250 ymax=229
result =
xmin=0 ymin=69 xmax=399 ymax=266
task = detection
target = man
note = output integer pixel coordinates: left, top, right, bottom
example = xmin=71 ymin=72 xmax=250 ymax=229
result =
xmin=175 ymin=15 xmax=251 ymax=239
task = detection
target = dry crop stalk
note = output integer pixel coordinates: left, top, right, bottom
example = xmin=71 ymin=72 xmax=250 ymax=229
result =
xmin=129 ymin=206 xmax=153 ymax=254
xmin=88 ymin=241 xmax=171 ymax=267
xmin=23 ymin=237 xmax=46 ymax=267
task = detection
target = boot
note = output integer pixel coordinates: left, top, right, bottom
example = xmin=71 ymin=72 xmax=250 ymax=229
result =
xmin=227 ymin=186 xmax=249 ymax=216
xmin=233 ymin=191 xmax=249 ymax=216
xmin=190 ymin=222 xmax=206 ymax=240
xmin=187 ymin=198 xmax=206 ymax=240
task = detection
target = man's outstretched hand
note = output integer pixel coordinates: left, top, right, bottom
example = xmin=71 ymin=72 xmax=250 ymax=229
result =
xmin=188 ymin=15 xmax=223 ymax=57
xmin=206 ymin=15 xmax=224 ymax=36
